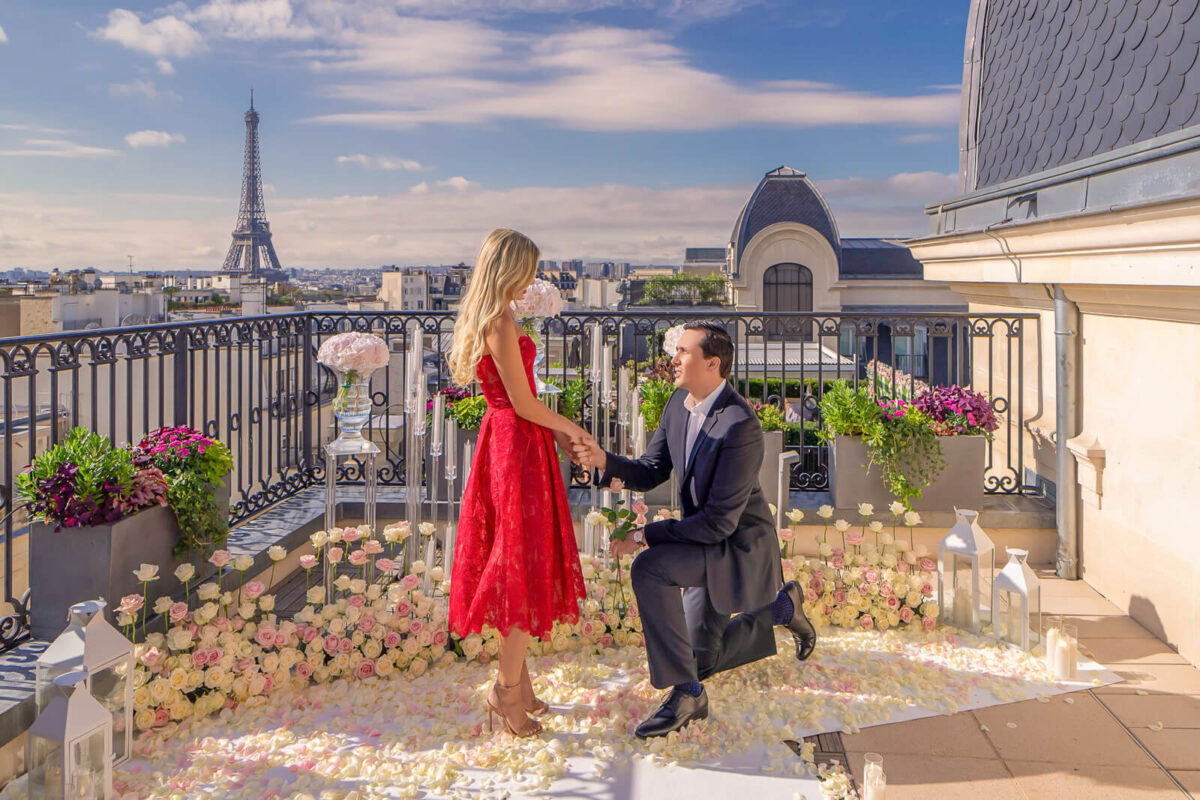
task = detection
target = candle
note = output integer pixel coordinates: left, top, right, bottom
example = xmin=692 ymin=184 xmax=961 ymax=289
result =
xmin=590 ymin=324 xmax=602 ymax=384
xmin=1044 ymin=624 xmax=1060 ymax=671
xmin=601 ymin=345 xmax=612 ymax=404
xmin=618 ymin=366 xmax=630 ymax=424
xmin=583 ymin=517 xmax=594 ymax=557
xmin=1007 ymin=597 xmax=1022 ymax=644
xmin=1054 ymin=623 xmax=1078 ymax=680
xmin=444 ymin=417 xmax=456 ymax=475
xmin=863 ymin=781 xmax=887 ymax=800
xmin=431 ymin=394 xmax=445 ymax=452
xmin=463 ymin=440 xmax=474 ymax=486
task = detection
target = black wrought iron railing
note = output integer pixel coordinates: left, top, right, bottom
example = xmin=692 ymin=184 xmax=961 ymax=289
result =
xmin=0 ymin=309 xmax=1041 ymax=649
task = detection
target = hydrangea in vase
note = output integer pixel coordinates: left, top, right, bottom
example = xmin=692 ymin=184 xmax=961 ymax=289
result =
xmin=512 ymin=278 xmax=563 ymax=395
xmin=317 ymin=332 xmax=390 ymax=449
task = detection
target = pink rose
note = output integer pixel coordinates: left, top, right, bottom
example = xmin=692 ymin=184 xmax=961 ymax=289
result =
xmin=886 ymin=595 xmax=900 ymax=610
xmin=338 ymin=637 xmax=353 ymax=653
xmin=899 ymin=607 xmax=915 ymax=623
xmin=301 ymin=627 xmax=319 ymax=644
xmin=263 ymin=675 xmax=274 ymax=694
xmin=208 ymin=648 xmax=224 ymax=665
xmin=348 ymin=550 xmax=368 ymax=567
xmin=236 ymin=657 xmax=255 ymax=673
xmin=432 ymin=629 xmax=448 ymax=647
xmin=896 ymin=560 xmax=910 ymax=574
xmin=860 ymin=615 xmax=874 ymax=630
xmin=191 ymin=651 xmax=207 ymax=669
xmin=922 ymin=615 xmax=936 ymax=630
xmin=153 ymin=707 xmax=170 ymax=727
xmin=299 ymin=555 xmax=318 ymax=570
xmin=255 ymin=628 xmax=277 ymax=648
xmin=375 ymin=558 xmax=396 ymax=573
xmin=394 ymin=601 xmax=413 ymax=616
xmin=214 ymin=617 xmax=232 ymax=632
xmin=355 ymin=659 xmax=376 ymax=679
xmin=323 ymin=635 xmax=340 ymax=654
xmin=831 ymin=555 xmax=845 ymax=569
xmin=327 ymin=547 xmax=344 ymax=563
xmin=878 ymin=582 xmax=892 ymax=596
xmin=242 ymin=581 xmax=265 ymax=601
xmin=779 ymin=527 xmax=795 ymax=542
xmin=864 ymin=568 xmax=879 ymax=584
xmin=384 ymin=631 xmax=401 ymax=648
xmin=169 ymin=602 xmax=189 ymax=622
xmin=342 ymin=528 xmax=363 ymax=543
xmin=920 ymin=558 xmax=936 ymax=572
xmin=209 ymin=550 xmax=231 ymax=568
xmin=804 ymin=588 xmax=818 ymax=604
xmin=295 ymin=662 xmax=313 ymax=679
xmin=632 ymin=500 xmax=648 ymax=515
xmin=409 ymin=619 xmax=424 ymax=634
xmin=833 ymin=589 xmax=847 ymax=604
xmin=921 ymin=583 xmax=934 ymax=597
xmin=274 ymin=630 xmax=288 ymax=647
xmin=402 ymin=574 xmax=420 ymax=591
xmin=347 ymin=594 xmax=366 ymax=608
xmin=117 ymin=594 xmax=143 ymax=615
xmin=808 ymin=576 xmax=824 ymax=594
xmin=231 ymin=617 xmax=246 ymax=631
xmin=598 ymin=634 xmax=613 ymax=648
xmin=358 ymin=616 xmax=376 ymax=634
xmin=363 ymin=540 xmax=383 ymax=555
xmin=139 ymin=647 xmax=164 ymax=668
xmin=847 ymin=532 xmax=863 ymax=546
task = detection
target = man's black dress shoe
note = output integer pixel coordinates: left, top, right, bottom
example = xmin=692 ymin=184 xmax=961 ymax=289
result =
xmin=634 ymin=687 xmax=709 ymax=739
xmin=781 ymin=580 xmax=817 ymax=661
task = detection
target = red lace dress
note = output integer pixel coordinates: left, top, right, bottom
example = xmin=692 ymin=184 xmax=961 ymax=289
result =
xmin=449 ymin=335 xmax=586 ymax=640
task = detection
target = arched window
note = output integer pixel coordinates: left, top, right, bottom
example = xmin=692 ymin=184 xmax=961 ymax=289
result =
xmin=763 ymin=263 xmax=813 ymax=336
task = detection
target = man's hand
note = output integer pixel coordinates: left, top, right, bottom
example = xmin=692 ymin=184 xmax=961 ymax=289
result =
xmin=609 ymin=532 xmax=642 ymax=560
xmin=572 ymin=435 xmax=606 ymax=473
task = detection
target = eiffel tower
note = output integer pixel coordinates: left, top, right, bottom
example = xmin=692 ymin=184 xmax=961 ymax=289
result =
xmin=222 ymin=91 xmax=285 ymax=278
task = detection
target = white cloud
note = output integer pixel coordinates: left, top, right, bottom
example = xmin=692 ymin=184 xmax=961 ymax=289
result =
xmin=436 ymin=176 xmax=478 ymax=191
xmin=156 ymin=59 xmax=176 ymax=74
xmin=0 ymin=172 xmax=942 ymax=267
xmin=306 ymin=26 xmax=960 ymax=132
xmin=898 ymin=132 xmax=944 ymax=144
xmin=124 ymin=130 xmax=187 ymax=148
xmin=336 ymin=154 xmax=429 ymax=171
xmin=0 ymin=23 xmax=8 ymax=43
xmin=0 ymin=123 xmax=70 ymax=135
xmin=94 ymin=3 xmax=956 ymax=132
xmin=109 ymin=79 xmax=181 ymax=102
xmin=94 ymin=8 xmax=205 ymax=58
xmin=0 ymin=139 xmax=120 ymax=158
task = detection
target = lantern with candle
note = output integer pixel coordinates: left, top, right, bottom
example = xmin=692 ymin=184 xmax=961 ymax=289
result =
xmin=35 ymin=600 xmax=134 ymax=766
xmin=936 ymin=508 xmax=995 ymax=633
xmin=991 ymin=547 xmax=1041 ymax=651
xmin=28 ymin=671 xmax=113 ymax=800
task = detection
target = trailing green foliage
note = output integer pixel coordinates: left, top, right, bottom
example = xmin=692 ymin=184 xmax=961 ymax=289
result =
xmin=447 ymin=395 xmax=488 ymax=430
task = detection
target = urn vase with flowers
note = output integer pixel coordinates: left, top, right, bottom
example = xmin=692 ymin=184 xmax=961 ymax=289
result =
xmin=318 ymin=332 xmax=390 ymax=449
xmin=512 ymin=279 xmax=564 ymax=396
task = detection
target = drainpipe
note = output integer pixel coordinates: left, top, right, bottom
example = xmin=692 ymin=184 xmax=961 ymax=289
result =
xmin=1054 ymin=286 xmax=1080 ymax=579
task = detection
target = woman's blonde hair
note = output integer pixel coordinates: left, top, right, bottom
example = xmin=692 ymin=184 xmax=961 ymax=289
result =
xmin=449 ymin=228 xmax=540 ymax=386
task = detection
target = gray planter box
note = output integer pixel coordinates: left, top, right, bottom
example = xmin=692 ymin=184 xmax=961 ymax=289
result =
xmin=30 ymin=479 xmax=230 ymax=640
xmin=757 ymin=429 xmax=785 ymax=510
xmin=830 ymin=435 xmax=985 ymax=511
xmin=31 ymin=506 xmax=191 ymax=639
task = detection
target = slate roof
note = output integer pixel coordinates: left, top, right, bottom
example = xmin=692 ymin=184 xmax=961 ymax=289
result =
xmin=839 ymin=238 xmax=924 ymax=278
xmin=731 ymin=167 xmax=841 ymax=271
xmin=975 ymin=0 xmax=1200 ymax=189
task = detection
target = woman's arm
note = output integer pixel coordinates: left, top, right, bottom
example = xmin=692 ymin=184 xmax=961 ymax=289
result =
xmin=484 ymin=318 xmax=589 ymax=438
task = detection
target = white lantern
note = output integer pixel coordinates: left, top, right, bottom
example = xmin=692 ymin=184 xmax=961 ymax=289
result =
xmin=35 ymin=600 xmax=135 ymax=765
xmin=992 ymin=547 xmax=1041 ymax=650
xmin=28 ymin=670 xmax=113 ymax=800
xmin=937 ymin=508 xmax=995 ymax=633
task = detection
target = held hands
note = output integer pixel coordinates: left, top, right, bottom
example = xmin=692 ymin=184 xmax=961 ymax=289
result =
xmin=570 ymin=435 xmax=606 ymax=472
xmin=555 ymin=428 xmax=599 ymax=467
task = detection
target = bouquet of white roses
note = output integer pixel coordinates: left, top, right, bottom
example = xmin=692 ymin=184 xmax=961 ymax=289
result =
xmin=662 ymin=324 xmax=685 ymax=357
xmin=512 ymin=279 xmax=563 ymax=337
xmin=317 ymin=332 xmax=389 ymax=379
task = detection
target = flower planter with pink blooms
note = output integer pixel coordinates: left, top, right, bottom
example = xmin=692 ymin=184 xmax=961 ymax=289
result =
xmin=820 ymin=383 xmax=999 ymax=511
xmin=18 ymin=427 xmax=232 ymax=639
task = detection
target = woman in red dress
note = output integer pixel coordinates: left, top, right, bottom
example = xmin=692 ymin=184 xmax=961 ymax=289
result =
xmin=448 ymin=228 xmax=590 ymax=738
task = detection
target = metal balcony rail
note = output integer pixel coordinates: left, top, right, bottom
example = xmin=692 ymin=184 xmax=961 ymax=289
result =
xmin=0 ymin=309 xmax=1040 ymax=649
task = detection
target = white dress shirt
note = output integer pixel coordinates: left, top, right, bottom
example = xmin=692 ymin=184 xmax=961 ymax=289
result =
xmin=684 ymin=381 xmax=727 ymax=472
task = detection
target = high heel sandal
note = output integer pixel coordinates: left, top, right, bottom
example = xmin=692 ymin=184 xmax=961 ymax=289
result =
xmin=519 ymin=661 xmax=550 ymax=717
xmin=486 ymin=680 xmax=543 ymax=738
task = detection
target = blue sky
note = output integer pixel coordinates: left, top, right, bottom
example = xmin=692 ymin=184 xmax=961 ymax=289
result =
xmin=0 ymin=0 xmax=970 ymax=268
